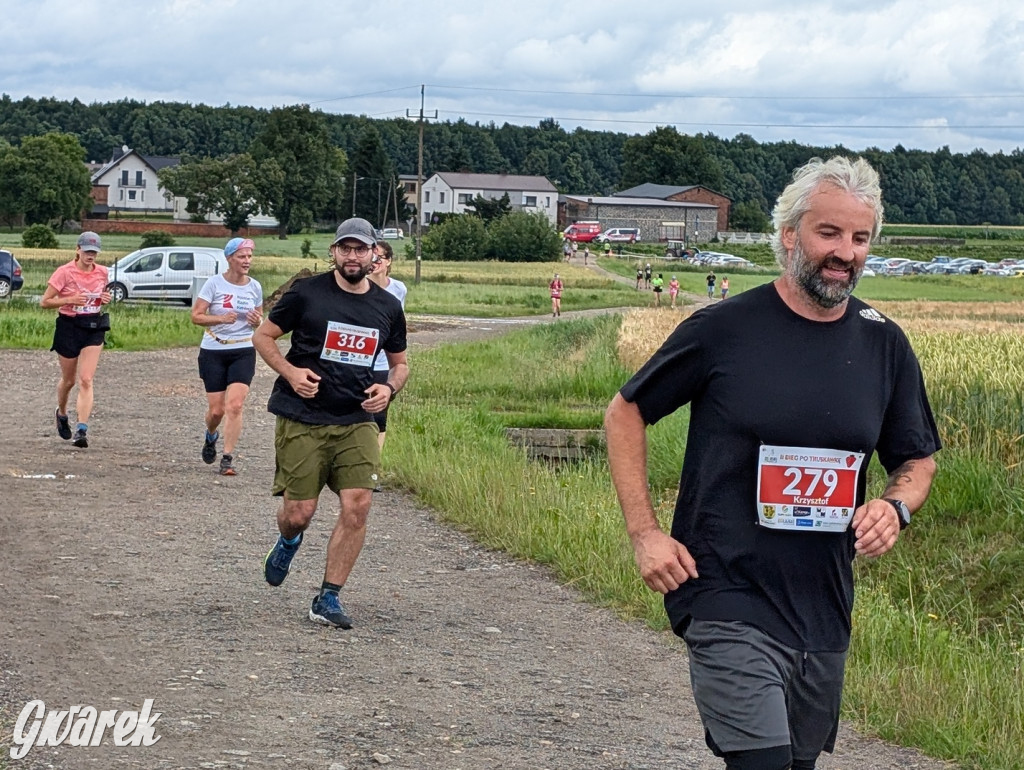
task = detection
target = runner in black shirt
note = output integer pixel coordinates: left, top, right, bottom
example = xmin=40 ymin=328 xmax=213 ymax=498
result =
xmin=255 ymin=217 xmax=408 ymax=630
xmin=605 ymin=157 xmax=939 ymax=770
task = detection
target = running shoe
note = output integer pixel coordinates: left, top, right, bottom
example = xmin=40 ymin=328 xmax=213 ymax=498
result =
xmin=72 ymin=428 xmax=88 ymax=448
xmin=309 ymin=592 xmax=352 ymax=629
xmin=55 ymin=409 xmax=72 ymax=440
xmin=219 ymin=453 xmax=236 ymax=476
xmin=201 ymin=431 xmax=218 ymax=464
xmin=263 ymin=533 xmax=302 ymax=586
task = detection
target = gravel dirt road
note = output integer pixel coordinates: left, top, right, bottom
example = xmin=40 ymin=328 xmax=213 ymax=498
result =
xmin=0 ymin=310 xmax=952 ymax=769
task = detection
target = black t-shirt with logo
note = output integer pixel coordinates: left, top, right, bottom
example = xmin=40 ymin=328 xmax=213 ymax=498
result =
xmin=620 ymin=282 xmax=941 ymax=652
xmin=266 ymin=272 xmax=407 ymax=426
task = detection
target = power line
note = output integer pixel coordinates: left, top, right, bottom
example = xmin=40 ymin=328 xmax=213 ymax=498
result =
xmin=443 ymin=109 xmax=1024 ymax=132
xmin=426 ymin=83 xmax=1024 ymax=102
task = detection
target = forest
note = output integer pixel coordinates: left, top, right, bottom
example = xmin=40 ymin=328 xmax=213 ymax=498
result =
xmin=3 ymin=93 xmax=1024 ymax=227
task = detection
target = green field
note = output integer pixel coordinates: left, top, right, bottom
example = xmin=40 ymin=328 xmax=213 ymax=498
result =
xmin=3 ymin=237 xmax=1023 ymax=768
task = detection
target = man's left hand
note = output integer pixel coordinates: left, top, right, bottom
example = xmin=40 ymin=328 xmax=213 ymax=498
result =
xmin=361 ymin=384 xmax=392 ymax=414
xmin=852 ymin=499 xmax=900 ymax=557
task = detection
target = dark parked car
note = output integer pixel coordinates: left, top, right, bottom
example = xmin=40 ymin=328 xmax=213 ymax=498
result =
xmin=0 ymin=250 xmax=24 ymax=298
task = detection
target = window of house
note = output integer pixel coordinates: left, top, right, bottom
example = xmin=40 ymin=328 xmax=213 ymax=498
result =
xmin=404 ymin=182 xmax=416 ymax=193
xmin=545 ymin=196 xmax=551 ymax=207
xmin=136 ymin=171 xmax=143 ymax=186
xmin=121 ymin=170 xmax=128 ymax=185
xmin=458 ymin=193 xmax=471 ymax=205
xmin=128 ymin=190 xmax=137 ymax=201
xmin=119 ymin=189 xmax=124 ymax=201
xmin=169 ymin=252 xmax=195 ymax=271
xmin=524 ymin=195 xmax=537 ymax=207
xmin=439 ymin=192 xmax=446 ymax=204
xmin=424 ymin=191 xmax=430 ymax=203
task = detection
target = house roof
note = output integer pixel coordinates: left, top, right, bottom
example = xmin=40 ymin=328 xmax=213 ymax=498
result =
xmin=564 ymin=195 xmax=717 ymax=209
xmin=144 ymin=155 xmax=180 ymax=172
xmin=614 ymin=183 xmax=698 ymax=199
xmin=432 ymin=172 xmax=557 ymax=192
xmin=90 ymin=148 xmax=180 ymax=183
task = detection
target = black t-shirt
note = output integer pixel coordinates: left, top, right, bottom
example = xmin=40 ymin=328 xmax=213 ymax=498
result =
xmin=266 ymin=272 xmax=407 ymax=426
xmin=620 ymin=282 xmax=941 ymax=652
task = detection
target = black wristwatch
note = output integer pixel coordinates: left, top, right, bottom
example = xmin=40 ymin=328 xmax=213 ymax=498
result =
xmin=383 ymin=382 xmax=397 ymax=400
xmin=885 ymin=498 xmax=911 ymax=530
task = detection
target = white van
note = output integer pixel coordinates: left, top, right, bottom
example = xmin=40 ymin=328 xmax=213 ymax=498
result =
xmin=594 ymin=227 xmax=641 ymax=244
xmin=106 ymin=246 xmax=229 ymax=305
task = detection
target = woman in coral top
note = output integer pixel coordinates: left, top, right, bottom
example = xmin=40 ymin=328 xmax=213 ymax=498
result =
xmin=40 ymin=231 xmax=111 ymax=448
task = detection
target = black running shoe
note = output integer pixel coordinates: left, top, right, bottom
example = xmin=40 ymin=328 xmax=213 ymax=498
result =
xmin=202 ymin=432 xmax=218 ymax=464
xmin=309 ymin=592 xmax=352 ymax=629
xmin=72 ymin=428 xmax=88 ymax=448
xmin=55 ymin=409 xmax=72 ymax=440
xmin=219 ymin=454 xmax=236 ymax=476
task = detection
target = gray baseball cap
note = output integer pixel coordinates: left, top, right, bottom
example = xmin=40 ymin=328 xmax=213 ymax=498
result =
xmin=77 ymin=231 xmax=102 ymax=252
xmin=331 ymin=218 xmax=377 ymax=246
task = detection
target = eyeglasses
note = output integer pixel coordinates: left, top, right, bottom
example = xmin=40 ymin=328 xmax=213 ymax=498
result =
xmin=333 ymin=244 xmax=371 ymax=256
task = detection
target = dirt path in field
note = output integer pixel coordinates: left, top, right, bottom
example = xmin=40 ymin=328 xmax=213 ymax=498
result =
xmin=0 ymin=314 xmax=952 ymax=769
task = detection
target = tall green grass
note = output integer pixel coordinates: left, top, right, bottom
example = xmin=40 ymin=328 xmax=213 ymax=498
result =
xmin=383 ymin=315 xmax=1022 ymax=770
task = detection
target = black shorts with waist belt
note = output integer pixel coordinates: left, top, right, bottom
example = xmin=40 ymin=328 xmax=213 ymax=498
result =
xmin=198 ymin=347 xmax=256 ymax=393
xmin=51 ymin=314 xmax=106 ymax=359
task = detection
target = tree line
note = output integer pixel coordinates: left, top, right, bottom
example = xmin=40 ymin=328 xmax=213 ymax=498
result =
xmin=3 ymin=94 xmax=1024 ymax=229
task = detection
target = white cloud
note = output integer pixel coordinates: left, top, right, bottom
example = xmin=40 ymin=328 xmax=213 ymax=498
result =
xmin=1 ymin=0 xmax=1023 ymax=152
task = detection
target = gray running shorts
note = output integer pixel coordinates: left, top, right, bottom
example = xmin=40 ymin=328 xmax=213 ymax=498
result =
xmin=682 ymin=618 xmax=847 ymax=763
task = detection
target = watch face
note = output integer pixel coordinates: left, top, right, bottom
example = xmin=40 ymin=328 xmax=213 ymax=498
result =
xmin=889 ymin=499 xmax=911 ymax=528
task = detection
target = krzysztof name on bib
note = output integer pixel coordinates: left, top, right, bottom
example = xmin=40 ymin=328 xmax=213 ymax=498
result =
xmin=756 ymin=445 xmax=865 ymax=532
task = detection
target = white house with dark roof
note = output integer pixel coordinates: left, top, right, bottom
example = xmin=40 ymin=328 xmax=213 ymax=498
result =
xmin=90 ymin=146 xmax=179 ymax=215
xmin=420 ymin=172 xmax=558 ymax=225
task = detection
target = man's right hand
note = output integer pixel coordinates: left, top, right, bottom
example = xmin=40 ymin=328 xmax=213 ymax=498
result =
xmin=286 ymin=368 xmax=321 ymax=398
xmin=631 ymin=529 xmax=698 ymax=595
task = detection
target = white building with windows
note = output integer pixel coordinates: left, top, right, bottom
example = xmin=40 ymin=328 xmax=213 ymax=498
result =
xmin=90 ymin=146 xmax=178 ymax=215
xmin=419 ymin=172 xmax=558 ymax=225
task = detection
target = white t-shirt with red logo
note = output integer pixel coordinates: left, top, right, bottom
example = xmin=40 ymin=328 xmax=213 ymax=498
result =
xmin=197 ymin=273 xmax=263 ymax=350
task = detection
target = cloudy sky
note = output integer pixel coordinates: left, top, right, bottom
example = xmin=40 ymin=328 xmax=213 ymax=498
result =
xmin=4 ymin=0 xmax=1024 ymax=154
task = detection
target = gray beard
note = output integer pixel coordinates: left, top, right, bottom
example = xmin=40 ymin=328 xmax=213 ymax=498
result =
xmin=788 ymin=240 xmax=862 ymax=309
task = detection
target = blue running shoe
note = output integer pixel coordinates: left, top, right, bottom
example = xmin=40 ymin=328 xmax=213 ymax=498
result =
xmin=309 ymin=592 xmax=352 ymax=629
xmin=263 ymin=533 xmax=302 ymax=586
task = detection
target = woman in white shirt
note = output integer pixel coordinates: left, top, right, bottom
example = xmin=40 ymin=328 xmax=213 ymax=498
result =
xmin=190 ymin=237 xmax=263 ymax=476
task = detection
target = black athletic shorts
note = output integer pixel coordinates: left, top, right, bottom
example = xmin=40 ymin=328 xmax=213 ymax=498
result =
xmin=51 ymin=314 xmax=105 ymax=359
xmin=198 ymin=347 xmax=256 ymax=393
xmin=371 ymin=369 xmax=391 ymax=432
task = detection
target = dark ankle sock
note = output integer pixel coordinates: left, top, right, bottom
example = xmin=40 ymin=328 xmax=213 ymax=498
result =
xmin=281 ymin=533 xmax=301 ymax=546
xmin=320 ymin=581 xmax=342 ymax=596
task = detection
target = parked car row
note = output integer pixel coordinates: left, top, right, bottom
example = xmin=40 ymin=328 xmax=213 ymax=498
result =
xmin=865 ymin=255 xmax=1021 ymax=276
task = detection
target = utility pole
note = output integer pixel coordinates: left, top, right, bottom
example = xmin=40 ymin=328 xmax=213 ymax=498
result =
xmin=407 ymin=84 xmax=437 ymax=285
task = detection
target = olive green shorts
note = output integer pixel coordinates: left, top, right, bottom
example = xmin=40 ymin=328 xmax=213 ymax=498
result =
xmin=272 ymin=417 xmax=380 ymax=500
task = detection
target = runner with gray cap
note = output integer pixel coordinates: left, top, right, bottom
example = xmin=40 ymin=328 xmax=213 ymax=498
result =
xmin=254 ymin=217 xmax=409 ymax=629
xmin=40 ymin=231 xmax=112 ymax=448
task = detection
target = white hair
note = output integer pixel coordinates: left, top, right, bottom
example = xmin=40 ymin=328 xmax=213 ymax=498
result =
xmin=770 ymin=156 xmax=884 ymax=268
